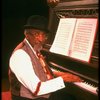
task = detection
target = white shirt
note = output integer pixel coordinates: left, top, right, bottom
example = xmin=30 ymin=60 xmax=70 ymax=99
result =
xmin=9 ymin=39 xmax=65 ymax=96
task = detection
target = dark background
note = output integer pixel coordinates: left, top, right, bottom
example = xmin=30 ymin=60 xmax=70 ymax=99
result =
xmin=2 ymin=0 xmax=49 ymax=78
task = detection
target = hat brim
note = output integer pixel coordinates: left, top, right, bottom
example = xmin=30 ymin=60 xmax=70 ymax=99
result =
xmin=24 ymin=25 xmax=49 ymax=33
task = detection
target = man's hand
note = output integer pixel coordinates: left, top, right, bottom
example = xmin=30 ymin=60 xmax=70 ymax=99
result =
xmin=53 ymin=71 xmax=83 ymax=82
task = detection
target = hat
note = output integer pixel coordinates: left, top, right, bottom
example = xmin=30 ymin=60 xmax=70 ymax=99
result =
xmin=24 ymin=15 xmax=49 ymax=32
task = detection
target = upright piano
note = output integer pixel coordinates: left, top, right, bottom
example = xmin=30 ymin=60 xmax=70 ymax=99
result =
xmin=41 ymin=0 xmax=99 ymax=100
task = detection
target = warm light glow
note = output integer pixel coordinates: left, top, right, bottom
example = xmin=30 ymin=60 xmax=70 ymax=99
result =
xmin=47 ymin=0 xmax=60 ymax=7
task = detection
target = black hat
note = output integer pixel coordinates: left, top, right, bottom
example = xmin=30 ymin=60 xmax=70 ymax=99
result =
xmin=24 ymin=15 xmax=49 ymax=32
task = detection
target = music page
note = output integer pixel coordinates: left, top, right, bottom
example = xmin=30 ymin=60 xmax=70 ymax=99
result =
xmin=50 ymin=18 xmax=76 ymax=56
xmin=69 ymin=18 xmax=97 ymax=62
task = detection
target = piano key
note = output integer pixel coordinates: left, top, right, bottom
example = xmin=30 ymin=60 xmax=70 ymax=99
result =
xmin=74 ymin=82 xmax=98 ymax=95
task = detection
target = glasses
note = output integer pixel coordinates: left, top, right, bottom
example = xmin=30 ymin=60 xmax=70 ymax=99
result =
xmin=31 ymin=30 xmax=48 ymax=40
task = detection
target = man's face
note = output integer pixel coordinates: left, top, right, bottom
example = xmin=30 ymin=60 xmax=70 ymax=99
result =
xmin=27 ymin=29 xmax=48 ymax=47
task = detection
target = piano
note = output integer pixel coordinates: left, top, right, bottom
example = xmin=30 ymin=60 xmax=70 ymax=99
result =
xmin=41 ymin=0 xmax=99 ymax=100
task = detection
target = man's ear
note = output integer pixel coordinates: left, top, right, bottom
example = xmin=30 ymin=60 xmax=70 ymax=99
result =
xmin=24 ymin=30 xmax=27 ymax=35
xmin=24 ymin=30 xmax=28 ymax=39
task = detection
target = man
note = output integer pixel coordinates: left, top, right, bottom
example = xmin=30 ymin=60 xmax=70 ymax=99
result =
xmin=8 ymin=15 xmax=66 ymax=100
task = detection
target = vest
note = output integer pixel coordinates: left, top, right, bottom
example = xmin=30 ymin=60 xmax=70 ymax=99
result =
xmin=9 ymin=40 xmax=51 ymax=99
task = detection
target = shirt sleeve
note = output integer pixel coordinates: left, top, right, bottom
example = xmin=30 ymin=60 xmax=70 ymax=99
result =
xmin=9 ymin=49 xmax=40 ymax=93
xmin=9 ymin=49 xmax=65 ymax=96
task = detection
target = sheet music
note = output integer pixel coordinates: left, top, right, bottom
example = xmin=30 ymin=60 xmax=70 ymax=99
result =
xmin=50 ymin=18 xmax=97 ymax=62
xmin=70 ymin=18 xmax=97 ymax=62
xmin=50 ymin=18 xmax=76 ymax=55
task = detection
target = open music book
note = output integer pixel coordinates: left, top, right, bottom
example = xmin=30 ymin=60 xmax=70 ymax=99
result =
xmin=50 ymin=18 xmax=98 ymax=62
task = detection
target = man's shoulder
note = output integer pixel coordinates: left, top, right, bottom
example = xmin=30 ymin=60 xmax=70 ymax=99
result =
xmin=14 ymin=42 xmax=25 ymax=51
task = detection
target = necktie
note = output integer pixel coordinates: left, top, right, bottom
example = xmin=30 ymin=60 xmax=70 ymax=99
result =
xmin=37 ymin=52 xmax=54 ymax=80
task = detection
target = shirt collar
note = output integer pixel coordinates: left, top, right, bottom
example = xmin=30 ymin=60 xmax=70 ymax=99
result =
xmin=24 ymin=38 xmax=37 ymax=56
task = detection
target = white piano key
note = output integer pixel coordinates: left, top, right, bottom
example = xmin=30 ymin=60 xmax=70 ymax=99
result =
xmin=74 ymin=82 xmax=98 ymax=95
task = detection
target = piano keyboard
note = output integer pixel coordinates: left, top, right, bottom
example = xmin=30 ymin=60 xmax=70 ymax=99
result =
xmin=51 ymin=67 xmax=98 ymax=95
xmin=74 ymin=82 xmax=98 ymax=95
